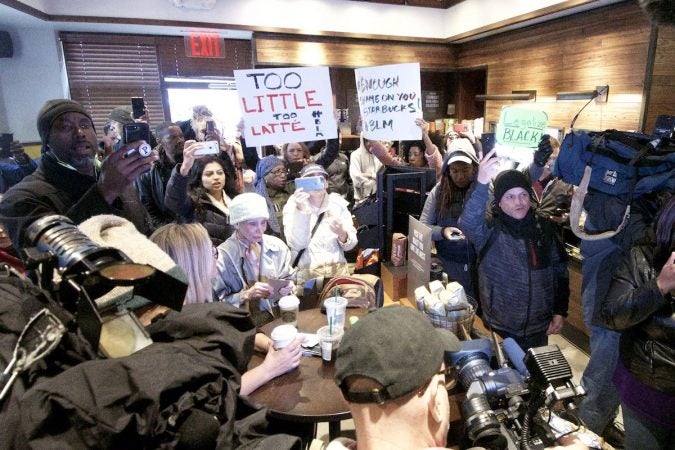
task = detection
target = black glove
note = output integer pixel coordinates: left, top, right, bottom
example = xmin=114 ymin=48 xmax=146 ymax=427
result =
xmin=533 ymin=134 xmax=552 ymax=167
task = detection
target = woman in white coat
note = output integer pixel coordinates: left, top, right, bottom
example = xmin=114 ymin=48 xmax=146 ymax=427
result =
xmin=283 ymin=164 xmax=358 ymax=288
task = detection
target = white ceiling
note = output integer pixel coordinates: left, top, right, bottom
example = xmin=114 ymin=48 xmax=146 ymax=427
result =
xmin=0 ymin=0 xmax=628 ymax=43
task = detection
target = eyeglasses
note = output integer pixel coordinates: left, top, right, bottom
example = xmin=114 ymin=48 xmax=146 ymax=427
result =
xmin=269 ymin=167 xmax=287 ymax=176
xmin=437 ymin=366 xmax=456 ymax=391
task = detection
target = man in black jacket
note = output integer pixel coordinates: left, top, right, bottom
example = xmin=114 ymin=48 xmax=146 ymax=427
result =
xmin=136 ymin=122 xmax=184 ymax=232
xmin=0 ymin=99 xmax=157 ymax=250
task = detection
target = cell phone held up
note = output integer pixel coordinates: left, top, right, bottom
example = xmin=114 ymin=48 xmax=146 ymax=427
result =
xmin=453 ymin=123 xmax=468 ymax=133
xmin=295 ymin=175 xmax=326 ymax=192
xmin=130 ymin=97 xmax=145 ymax=120
xmin=194 ymin=140 xmax=220 ymax=156
xmin=205 ymin=120 xmax=215 ymax=134
xmin=0 ymin=133 xmax=13 ymax=154
xmin=122 ymin=122 xmax=152 ymax=157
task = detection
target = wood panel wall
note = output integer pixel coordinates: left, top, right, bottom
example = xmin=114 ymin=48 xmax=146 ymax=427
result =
xmin=454 ymin=2 xmax=652 ymax=133
xmin=643 ymin=25 xmax=675 ymax=132
xmin=254 ymin=33 xmax=455 ymax=70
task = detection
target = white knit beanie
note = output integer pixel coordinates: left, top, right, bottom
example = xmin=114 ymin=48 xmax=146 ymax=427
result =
xmin=229 ymin=192 xmax=269 ymax=224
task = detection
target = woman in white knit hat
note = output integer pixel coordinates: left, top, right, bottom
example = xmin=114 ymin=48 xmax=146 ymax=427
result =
xmin=213 ymin=192 xmax=295 ymax=326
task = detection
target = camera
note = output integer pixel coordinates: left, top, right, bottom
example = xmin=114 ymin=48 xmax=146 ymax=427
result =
xmin=21 ymin=215 xmax=186 ymax=356
xmin=122 ymin=122 xmax=152 ymax=157
xmin=451 ymin=338 xmax=588 ymax=450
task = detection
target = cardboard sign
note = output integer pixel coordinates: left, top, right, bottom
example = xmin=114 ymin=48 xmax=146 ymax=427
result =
xmin=496 ymin=107 xmax=549 ymax=148
xmin=354 ymin=63 xmax=422 ymax=141
xmin=235 ymin=67 xmax=337 ymax=146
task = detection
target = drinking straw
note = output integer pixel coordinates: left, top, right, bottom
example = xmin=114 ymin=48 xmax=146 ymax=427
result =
xmin=329 ymin=316 xmax=333 ymax=335
xmin=334 ymin=286 xmax=338 ymax=300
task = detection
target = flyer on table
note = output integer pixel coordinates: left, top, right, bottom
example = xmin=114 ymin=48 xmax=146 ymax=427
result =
xmin=235 ymin=66 xmax=337 ymax=147
xmin=354 ymin=62 xmax=422 ymax=141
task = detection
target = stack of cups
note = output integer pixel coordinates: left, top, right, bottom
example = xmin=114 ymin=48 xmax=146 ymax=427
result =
xmin=318 ymin=296 xmax=348 ymax=363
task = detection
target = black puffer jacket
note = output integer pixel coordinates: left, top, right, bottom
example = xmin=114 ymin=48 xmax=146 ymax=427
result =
xmin=601 ymin=244 xmax=675 ymax=395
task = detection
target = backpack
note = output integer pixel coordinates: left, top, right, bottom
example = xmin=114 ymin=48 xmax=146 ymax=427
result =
xmin=303 ymin=274 xmax=383 ymax=311
xmin=553 ymin=130 xmax=675 ymax=239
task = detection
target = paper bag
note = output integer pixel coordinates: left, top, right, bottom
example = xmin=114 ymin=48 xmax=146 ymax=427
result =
xmin=391 ymin=233 xmax=407 ymax=267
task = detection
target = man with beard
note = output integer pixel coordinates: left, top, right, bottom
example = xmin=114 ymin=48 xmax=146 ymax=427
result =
xmin=0 ymin=99 xmax=157 ymax=250
xmin=136 ymin=122 xmax=185 ymax=232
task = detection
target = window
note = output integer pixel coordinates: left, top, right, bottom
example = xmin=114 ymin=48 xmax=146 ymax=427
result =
xmin=60 ymin=33 xmax=165 ymax=133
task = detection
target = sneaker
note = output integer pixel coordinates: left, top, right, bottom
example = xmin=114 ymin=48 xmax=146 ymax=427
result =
xmin=602 ymin=422 xmax=625 ymax=449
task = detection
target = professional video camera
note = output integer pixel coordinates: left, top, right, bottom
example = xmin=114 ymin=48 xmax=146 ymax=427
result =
xmin=20 ymin=215 xmax=186 ymax=356
xmin=450 ymin=337 xmax=595 ymax=450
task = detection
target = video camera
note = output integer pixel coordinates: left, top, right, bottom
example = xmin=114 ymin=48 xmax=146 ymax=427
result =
xmin=21 ymin=215 xmax=186 ymax=356
xmin=450 ymin=337 xmax=588 ymax=450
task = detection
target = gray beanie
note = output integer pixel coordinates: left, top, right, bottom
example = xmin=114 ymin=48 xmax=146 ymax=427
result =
xmin=37 ymin=99 xmax=93 ymax=144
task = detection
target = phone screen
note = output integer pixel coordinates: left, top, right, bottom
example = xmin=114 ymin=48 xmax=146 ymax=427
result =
xmin=131 ymin=97 xmax=145 ymax=119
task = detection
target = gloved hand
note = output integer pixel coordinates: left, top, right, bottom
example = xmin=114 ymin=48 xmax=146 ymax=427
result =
xmin=533 ymin=134 xmax=553 ymax=167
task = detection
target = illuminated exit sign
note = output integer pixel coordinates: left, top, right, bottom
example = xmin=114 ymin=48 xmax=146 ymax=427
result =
xmin=184 ymin=33 xmax=225 ymax=58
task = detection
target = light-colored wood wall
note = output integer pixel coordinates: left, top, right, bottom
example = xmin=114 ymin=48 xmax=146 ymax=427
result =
xmin=454 ymin=2 xmax=653 ymax=133
xmin=643 ymin=25 xmax=675 ymax=132
xmin=254 ymin=33 xmax=456 ymax=70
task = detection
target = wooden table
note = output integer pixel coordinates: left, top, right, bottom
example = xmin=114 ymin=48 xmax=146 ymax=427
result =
xmin=247 ymin=308 xmax=367 ymax=440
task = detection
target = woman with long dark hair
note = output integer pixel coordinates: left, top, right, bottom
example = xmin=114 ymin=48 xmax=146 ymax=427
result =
xmin=165 ymin=141 xmax=237 ymax=246
xmin=420 ymin=142 xmax=479 ymax=299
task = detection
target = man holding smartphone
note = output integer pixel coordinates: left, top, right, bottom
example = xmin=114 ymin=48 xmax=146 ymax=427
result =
xmin=0 ymin=99 xmax=158 ymax=250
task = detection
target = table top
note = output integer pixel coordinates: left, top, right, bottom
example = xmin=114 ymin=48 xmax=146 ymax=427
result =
xmin=247 ymin=308 xmax=367 ymax=423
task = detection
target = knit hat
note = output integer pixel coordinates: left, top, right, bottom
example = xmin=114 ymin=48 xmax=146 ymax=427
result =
xmin=254 ymin=156 xmax=285 ymax=233
xmin=108 ymin=106 xmax=134 ymax=124
xmin=37 ymin=99 xmax=93 ymax=144
xmin=229 ymin=192 xmax=270 ymax=225
xmin=493 ymin=169 xmax=534 ymax=204
xmin=299 ymin=163 xmax=328 ymax=178
xmin=335 ymin=306 xmax=460 ymax=404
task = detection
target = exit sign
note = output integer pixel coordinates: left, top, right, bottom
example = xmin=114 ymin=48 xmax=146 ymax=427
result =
xmin=184 ymin=33 xmax=225 ymax=58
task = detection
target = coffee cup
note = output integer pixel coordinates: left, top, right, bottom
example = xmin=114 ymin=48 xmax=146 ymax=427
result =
xmin=270 ymin=324 xmax=298 ymax=350
xmin=324 ymin=296 xmax=348 ymax=331
xmin=316 ymin=325 xmax=344 ymax=364
xmin=278 ymin=295 xmax=300 ymax=327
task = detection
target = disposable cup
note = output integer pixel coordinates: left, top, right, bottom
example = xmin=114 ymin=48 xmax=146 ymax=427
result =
xmin=270 ymin=324 xmax=298 ymax=350
xmin=278 ymin=295 xmax=300 ymax=327
xmin=324 ymin=296 xmax=348 ymax=331
xmin=316 ymin=325 xmax=344 ymax=364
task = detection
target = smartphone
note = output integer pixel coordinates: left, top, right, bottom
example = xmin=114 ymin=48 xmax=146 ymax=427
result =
xmin=130 ymin=97 xmax=145 ymax=119
xmin=481 ymin=132 xmax=496 ymax=155
xmin=453 ymin=123 xmax=468 ymax=133
xmin=295 ymin=175 xmax=326 ymax=192
xmin=0 ymin=133 xmax=12 ymax=153
xmin=205 ymin=120 xmax=215 ymax=134
xmin=287 ymin=161 xmax=304 ymax=178
xmin=194 ymin=140 xmax=219 ymax=156
xmin=123 ymin=122 xmax=152 ymax=157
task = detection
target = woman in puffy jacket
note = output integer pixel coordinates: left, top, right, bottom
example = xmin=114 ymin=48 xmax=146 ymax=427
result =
xmin=600 ymin=195 xmax=675 ymax=449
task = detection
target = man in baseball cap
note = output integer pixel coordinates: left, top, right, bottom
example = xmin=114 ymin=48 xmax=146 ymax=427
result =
xmin=332 ymin=305 xmax=460 ymax=450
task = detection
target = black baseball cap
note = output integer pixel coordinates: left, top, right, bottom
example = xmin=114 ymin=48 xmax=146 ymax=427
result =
xmin=335 ymin=305 xmax=460 ymax=404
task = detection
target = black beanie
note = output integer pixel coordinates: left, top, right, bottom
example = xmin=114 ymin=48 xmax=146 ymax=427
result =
xmin=37 ymin=99 xmax=93 ymax=145
xmin=493 ymin=169 xmax=533 ymax=203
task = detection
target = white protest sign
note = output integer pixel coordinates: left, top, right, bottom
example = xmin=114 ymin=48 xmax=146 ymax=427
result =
xmin=235 ymin=67 xmax=337 ymax=146
xmin=496 ymin=106 xmax=548 ymax=148
xmin=354 ymin=62 xmax=422 ymax=141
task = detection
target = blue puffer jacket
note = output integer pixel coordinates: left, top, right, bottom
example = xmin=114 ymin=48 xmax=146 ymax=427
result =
xmin=459 ymin=182 xmax=569 ymax=337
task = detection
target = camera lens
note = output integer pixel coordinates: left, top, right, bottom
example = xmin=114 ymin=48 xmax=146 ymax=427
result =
xmin=463 ymin=394 xmax=508 ymax=450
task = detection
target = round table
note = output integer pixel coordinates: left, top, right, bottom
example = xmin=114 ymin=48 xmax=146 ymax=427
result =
xmin=247 ymin=308 xmax=367 ymax=439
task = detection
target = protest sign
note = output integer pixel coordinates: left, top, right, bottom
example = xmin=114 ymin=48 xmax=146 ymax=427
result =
xmin=354 ymin=62 xmax=422 ymax=141
xmin=496 ymin=106 xmax=548 ymax=148
xmin=234 ymin=66 xmax=337 ymax=146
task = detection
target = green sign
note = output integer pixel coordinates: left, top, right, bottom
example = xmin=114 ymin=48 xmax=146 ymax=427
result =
xmin=496 ymin=107 xmax=548 ymax=148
